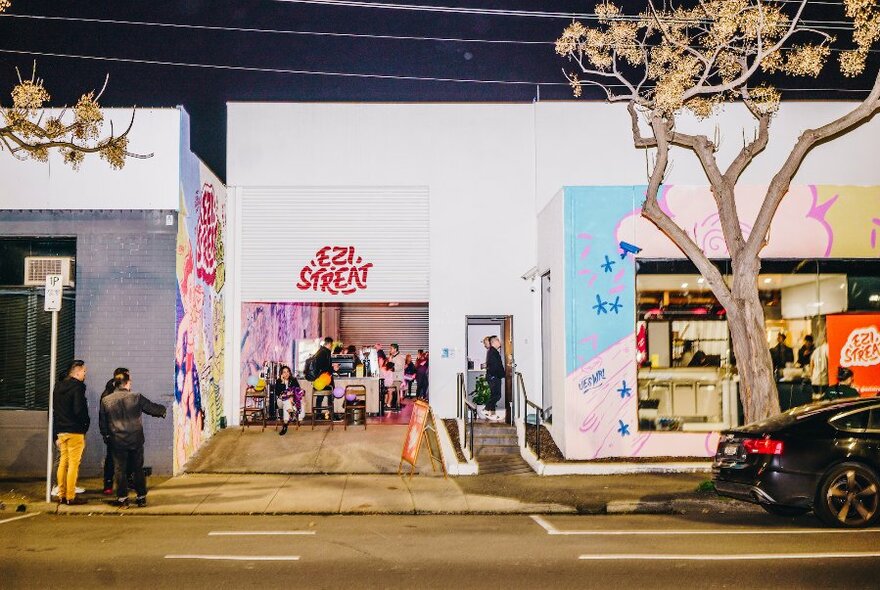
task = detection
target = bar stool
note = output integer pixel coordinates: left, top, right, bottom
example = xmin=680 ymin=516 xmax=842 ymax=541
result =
xmin=311 ymin=387 xmax=335 ymax=430
xmin=344 ymin=385 xmax=367 ymax=430
xmin=241 ymin=387 xmax=267 ymax=431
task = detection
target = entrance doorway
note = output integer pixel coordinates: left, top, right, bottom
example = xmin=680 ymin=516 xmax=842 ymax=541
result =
xmin=465 ymin=315 xmax=514 ymax=424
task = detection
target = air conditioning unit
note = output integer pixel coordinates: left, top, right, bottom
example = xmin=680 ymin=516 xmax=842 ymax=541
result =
xmin=23 ymin=256 xmax=76 ymax=287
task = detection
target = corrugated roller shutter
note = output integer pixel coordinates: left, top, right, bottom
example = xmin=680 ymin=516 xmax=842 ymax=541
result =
xmin=339 ymin=303 xmax=428 ymax=357
xmin=240 ymin=186 xmax=429 ymax=302
xmin=0 ymin=289 xmax=75 ymax=409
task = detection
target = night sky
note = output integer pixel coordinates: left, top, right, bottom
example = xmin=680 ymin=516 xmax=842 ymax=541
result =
xmin=1 ymin=0 xmax=875 ymax=180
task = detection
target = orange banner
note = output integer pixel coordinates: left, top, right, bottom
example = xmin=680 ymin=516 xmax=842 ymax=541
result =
xmin=827 ymin=314 xmax=880 ymax=397
xmin=400 ymin=400 xmax=430 ymax=469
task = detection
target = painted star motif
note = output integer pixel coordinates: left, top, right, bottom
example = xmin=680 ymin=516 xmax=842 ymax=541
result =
xmin=608 ymin=296 xmax=622 ymax=314
xmin=592 ymin=295 xmax=608 ymax=315
xmin=617 ymin=380 xmax=632 ymax=399
xmin=601 ymin=255 xmax=616 ymax=273
xmin=617 ymin=420 xmax=631 ymax=437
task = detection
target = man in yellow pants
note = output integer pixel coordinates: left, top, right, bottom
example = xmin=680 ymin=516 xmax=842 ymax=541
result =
xmin=54 ymin=360 xmax=89 ymax=505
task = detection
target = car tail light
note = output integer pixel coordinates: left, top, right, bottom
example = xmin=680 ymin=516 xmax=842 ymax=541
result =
xmin=742 ymin=438 xmax=784 ymax=455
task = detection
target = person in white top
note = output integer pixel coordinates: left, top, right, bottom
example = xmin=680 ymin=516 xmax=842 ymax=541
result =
xmin=810 ymin=340 xmax=829 ymax=399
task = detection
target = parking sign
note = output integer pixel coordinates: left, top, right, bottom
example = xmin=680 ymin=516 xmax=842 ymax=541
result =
xmin=44 ymin=274 xmax=63 ymax=311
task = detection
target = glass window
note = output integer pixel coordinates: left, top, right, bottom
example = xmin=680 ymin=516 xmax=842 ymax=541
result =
xmin=830 ymin=410 xmax=870 ymax=432
xmin=868 ymin=408 xmax=880 ymax=432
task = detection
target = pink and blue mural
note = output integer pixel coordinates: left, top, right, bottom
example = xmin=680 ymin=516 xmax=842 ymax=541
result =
xmin=240 ymin=302 xmax=321 ymax=403
xmin=563 ymin=184 xmax=880 ymax=460
xmin=174 ymin=111 xmax=227 ymax=473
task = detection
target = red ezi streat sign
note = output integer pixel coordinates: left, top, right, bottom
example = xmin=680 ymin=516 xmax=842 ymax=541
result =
xmin=840 ymin=326 xmax=880 ymax=367
xmin=296 ymin=246 xmax=373 ymax=295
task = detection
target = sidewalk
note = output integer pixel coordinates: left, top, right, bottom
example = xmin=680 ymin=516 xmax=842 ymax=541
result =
xmin=1 ymin=472 xmax=760 ymax=516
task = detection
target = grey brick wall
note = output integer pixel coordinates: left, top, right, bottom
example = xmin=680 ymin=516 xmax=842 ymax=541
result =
xmin=0 ymin=210 xmax=177 ymax=476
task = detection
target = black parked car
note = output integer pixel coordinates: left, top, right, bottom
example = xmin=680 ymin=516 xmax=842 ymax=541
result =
xmin=713 ymin=398 xmax=880 ymax=528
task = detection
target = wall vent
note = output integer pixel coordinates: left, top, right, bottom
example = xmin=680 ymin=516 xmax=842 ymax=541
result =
xmin=23 ymin=256 xmax=76 ymax=287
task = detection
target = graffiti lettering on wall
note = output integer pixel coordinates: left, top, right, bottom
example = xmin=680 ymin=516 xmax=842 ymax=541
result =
xmin=240 ymin=302 xmax=321 ymax=404
xmin=296 ymin=246 xmax=373 ymax=295
xmin=175 ymin=170 xmax=227 ymax=474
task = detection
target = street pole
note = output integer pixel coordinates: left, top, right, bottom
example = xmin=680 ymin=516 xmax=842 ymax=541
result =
xmin=45 ymin=309 xmax=58 ymax=503
xmin=43 ymin=274 xmax=62 ymax=504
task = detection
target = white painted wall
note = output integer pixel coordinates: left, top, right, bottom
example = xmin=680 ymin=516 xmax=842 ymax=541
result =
xmin=0 ymin=108 xmax=181 ymax=210
xmin=536 ymin=189 xmax=567 ymax=452
xmin=227 ymin=100 xmax=880 ymax=421
xmin=227 ymin=103 xmax=538 ymax=419
xmin=534 ymin=101 xmax=880 ymax=211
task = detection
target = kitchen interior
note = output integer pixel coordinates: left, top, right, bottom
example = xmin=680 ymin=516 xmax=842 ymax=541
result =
xmin=635 ymin=266 xmax=849 ymax=432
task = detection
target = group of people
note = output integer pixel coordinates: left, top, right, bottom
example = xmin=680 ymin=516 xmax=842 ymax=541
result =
xmin=375 ymin=343 xmax=429 ymax=410
xmin=52 ymin=360 xmax=166 ymax=508
xmin=771 ymin=332 xmax=859 ymax=401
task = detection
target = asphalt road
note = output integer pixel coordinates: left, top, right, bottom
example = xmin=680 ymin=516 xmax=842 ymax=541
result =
xmin=2 ymin=511 xmax=879 ymax=589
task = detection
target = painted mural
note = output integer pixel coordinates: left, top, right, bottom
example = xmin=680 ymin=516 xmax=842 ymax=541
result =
xmin=239 ymin=302 xmax=321 ymax=403
xmin=174 ymin=112 xmax=227 ymax=474
xmin=564 ymin=184 xmax=880 ymax=460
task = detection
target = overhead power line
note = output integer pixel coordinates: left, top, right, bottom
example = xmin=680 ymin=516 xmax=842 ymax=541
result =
xmin=0 ymin=12 xmax=551 ymax=45
xmin=0 ymin=47 xmax=566 ymax=85
xmin=0 ymin=47 xmax=874 ymax=95
xmin=3 ymin=11 xmax=879 ymax=53
xmin=270 ymin=0 xmax=874 ymax=31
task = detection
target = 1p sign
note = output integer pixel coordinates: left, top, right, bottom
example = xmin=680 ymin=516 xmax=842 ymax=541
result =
xmin=827 ymin=314 xmax=880 ymax=397
xmin=44 ymin=274 xmax=63 ymax=311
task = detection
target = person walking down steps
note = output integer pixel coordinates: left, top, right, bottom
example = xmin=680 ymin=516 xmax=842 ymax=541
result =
xmin=99 ymin=372 xmax=167 ymax=508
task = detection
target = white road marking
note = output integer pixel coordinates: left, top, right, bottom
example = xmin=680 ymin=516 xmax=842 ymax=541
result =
xmin=165 ymin=555 xmax=300 ymax=561
xmin=208 ymin=531 xmax=318 ymax=537
xmin=530 ymin=514 xmax=880 ymax=536
xmin=579 ymin=552 xmax=880 ymax=561
xmin=0 ymin=512 xmax=40 ymax=525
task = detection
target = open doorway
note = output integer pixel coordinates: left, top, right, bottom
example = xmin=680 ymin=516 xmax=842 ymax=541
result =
xmin=465 ymin=315 xmax=514 ymax=424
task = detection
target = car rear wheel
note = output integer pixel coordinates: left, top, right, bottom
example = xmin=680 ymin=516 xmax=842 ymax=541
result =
xmin=761 ymin=504 xmax=810 ymax=517
xmin=815 ymin=462 xmax=880 ymax=528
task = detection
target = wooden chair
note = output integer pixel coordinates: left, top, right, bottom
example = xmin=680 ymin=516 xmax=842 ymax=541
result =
xmin=344 ymin=385 xmax=368 ymax=430
xmin=241 ymin=388 xmax=267 ymax=431
xmin=311 ymin=387 xmax=335 ymax=430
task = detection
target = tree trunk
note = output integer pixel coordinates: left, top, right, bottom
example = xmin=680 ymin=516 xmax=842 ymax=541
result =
xmin=727 ymin=263 xmax=780 ymax=424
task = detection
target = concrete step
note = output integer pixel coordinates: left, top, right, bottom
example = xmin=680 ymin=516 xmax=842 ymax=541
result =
xmin=475 ymin=444 xmax=521 ymax=456
xmin=472 ymin=434 xmax=519 ymax=446
xmin=477 ymin=456 xmax=533 ymax=475
xmin=472 ymin=424 xmax=516 ymax=436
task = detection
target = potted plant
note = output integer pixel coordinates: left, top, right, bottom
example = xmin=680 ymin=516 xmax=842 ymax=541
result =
xmin=471 ymin=375 xmax=491 ymax=414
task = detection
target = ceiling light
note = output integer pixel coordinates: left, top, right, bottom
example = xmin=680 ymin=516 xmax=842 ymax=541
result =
xmin=697 ymin=278 xmax=705 ymax=284
xmin=681 ymin=283 xmax=689 ymax=289
xmin=869 ymin=294 xmax=880 ymax=303
xmin=840 ymin=283 xmax=846 ymax=289
xmin=763 ymin=278 xmax=772 ymax=284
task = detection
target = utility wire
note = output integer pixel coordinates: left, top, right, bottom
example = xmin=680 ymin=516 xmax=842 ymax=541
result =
xmin=0 ymin=46 xmax=874 ymax=94
xmin=0 ymin=12 xmax=551 ymax=45
xmin=0 ymin=47 xmax=568 ymax=85
xmin=269 ymin=0 xmax=876 ymax=30
xmin=3 ymin=11 xmax=879 ymax=53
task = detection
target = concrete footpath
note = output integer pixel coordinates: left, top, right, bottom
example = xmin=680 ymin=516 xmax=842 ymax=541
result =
xmin=1 ymin=472 xmax=761 ymax=517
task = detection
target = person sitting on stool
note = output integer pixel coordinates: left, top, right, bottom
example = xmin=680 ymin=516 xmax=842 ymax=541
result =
xmin=276 ymin=365 xmax=302 ymax=435
xmin=824 ymin=366 xmax=860 ymax=401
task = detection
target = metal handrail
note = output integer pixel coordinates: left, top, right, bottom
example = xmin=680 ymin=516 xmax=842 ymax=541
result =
xmin=457 ymin=372 xmax=476 ymax=460
xmin=515 ymin=371 xmax=545 ymax=460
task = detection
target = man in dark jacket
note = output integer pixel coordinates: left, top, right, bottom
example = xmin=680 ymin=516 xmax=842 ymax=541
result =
xmin=99 ymin=372 xmax=166 ymax=508
xmin=54 ymin=360 xmax=89 ymax=505
xmin=484 ymin=336 xmax=506 ymax=421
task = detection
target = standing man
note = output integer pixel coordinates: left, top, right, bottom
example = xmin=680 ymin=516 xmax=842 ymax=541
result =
xmin=388 ymin=343 xmax=405 ymax=400
xmin=769 ymin=333 xmax=794 ymax=374
xmin=54 ymin=360 xmax=89 ymax=505
xmin=484 ymin=336 xmax=505 ymax=422
xmin=824 ymin=366 xmax=860 ymax=401
xmin=797 ymin=335 xmax=815 ymax=368
xmin=99 ymin=372 xmax=166 ymax=508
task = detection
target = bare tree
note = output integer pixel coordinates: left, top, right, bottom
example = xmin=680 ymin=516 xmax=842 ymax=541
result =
xmin=556 ymin=0 xmax=880 ymax=423
xmin=0 ymin=2 xmax=143 ymax=169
